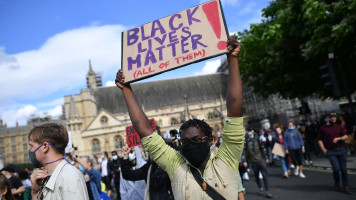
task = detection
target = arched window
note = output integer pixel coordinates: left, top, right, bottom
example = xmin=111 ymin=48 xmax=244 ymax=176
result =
xmin=208 ymin=109 xmax=222 ymax=119
xmin=92 ymin=139 xmax=101 ymax=153
xmin=208 ymin=112 xmax=214 ymax=120
xmin=100 ymin=116 xmax=108 ymax=125
xmin=114 ymin=135 xmax=123 ymax=149
xmin=171 ymin=117 xmax=179 ymax=125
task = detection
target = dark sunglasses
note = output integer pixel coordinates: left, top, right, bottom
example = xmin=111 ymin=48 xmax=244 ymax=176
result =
xmin=179 ymin=136 xmax=209 ymax=147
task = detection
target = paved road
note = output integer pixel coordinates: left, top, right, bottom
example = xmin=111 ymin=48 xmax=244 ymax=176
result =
xmin=242 ymin=165 xmax=356 ymax=200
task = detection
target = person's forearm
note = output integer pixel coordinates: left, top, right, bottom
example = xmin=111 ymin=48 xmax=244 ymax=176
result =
xmin=121 ymin=159 xmax=145 ymax=181
xmin=13 ymin=186 xmax=25 ymax=195
xmin=122 ymin=86 xmax=154 ymax=138
xmin=226 ymin=54 xmax=242 ymax=117
xmin=341 ymin=135 xmax=349 ymax=141
xmin=318 ymin=140 xmax=326 ymax=152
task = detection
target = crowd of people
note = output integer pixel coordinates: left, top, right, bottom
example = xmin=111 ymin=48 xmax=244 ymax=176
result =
xmin=0 ymin=36 xmax=354 ymax=200
xmin=238 ymin=112 xmax=354 ymax=197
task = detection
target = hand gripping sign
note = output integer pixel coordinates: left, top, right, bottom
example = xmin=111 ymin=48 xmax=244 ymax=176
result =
xmin=121 ymin=0 xmax=229 ymax=83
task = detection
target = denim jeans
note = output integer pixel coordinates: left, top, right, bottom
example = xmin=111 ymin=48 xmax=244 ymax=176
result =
xmin=326 ymin=148 xmax=349 ymax=187
xmin=278 ymin=156 xmax=290 ymax=174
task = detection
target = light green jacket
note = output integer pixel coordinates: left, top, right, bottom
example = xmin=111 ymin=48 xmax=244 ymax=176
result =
xmin=142 ymin=117 xmax=245 ymax=200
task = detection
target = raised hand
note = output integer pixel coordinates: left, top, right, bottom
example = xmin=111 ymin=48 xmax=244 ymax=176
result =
xmin=115 ymin=69 xmax=126 ymax=90
xmin=123 ymin=144 xmax=132 ymax=159
xmin=227 ymin=35 xmax=241 ymax=57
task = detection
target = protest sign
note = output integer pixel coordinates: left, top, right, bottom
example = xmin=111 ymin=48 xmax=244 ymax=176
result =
xmin=121 ymin=0 xmax=229 ymax=83
xmin=65 ymin=131 xmax=72 ymax=153
xmin=272 ymin=143 xmax=286 ymax=157
xmin=126 ymin=118 xmax=157 ymax=148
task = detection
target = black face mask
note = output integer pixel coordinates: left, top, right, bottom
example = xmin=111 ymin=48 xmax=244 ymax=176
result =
xmin=181 ymin=141 xmax=210 ymax=167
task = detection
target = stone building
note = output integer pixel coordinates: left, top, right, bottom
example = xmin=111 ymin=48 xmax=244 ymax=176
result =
xmin=64 ymin=64 xmax=230 ymax=156
xmin=0 ymin=116 xmax=64 ymax=166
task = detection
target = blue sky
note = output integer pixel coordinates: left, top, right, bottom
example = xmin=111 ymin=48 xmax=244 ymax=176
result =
xmin=0 ymin=0 xmax=270 ymax=127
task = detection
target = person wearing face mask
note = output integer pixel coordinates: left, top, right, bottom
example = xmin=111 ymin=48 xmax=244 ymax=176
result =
xmin=243 ymin=129 xmax=272 ymax=198
xmin=260 ymin=124 xmax=274 ymax=166
xmin=318 ymin=113 xmax=351 ymax=195
xmin=70 ymin=147 xmax=102 ymax=200
xmin=283 ymin=122 xmax=305 ymax=178
xmin=27 ymin=123 xmax=89 ymax=200
xmin=115 ymin=36 xmax=244 ymax=199
xmin=0 ymin=173 xmax=15 ymax=200
xmin=109 ymin=151 xmax=122 ymax=200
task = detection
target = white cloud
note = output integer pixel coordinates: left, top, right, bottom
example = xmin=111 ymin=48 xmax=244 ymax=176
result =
xmin=0 ymin=24 xmax=127 ymax=126
xmin=17 ymin=105 xmax=37 ymax=118
xmin=1 ymin=103 xmax=63 ymax=127
xmin=105 ymin=80 xmax=116 ymax=87
xmin=194 ymin=58 xmax=221 ymax=76
xmin=47 ymin=105 xmax=63 ymax=117
xmin=1 ymin=105 xmax=37 ymax=126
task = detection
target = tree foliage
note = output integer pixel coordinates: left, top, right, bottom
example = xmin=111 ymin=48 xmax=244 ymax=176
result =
xmin=238 ymin=0 xmax=356 ymax=99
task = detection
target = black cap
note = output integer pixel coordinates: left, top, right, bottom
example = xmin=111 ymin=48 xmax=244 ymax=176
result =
xmin=246 ymin=127 xmax=252 ymax=132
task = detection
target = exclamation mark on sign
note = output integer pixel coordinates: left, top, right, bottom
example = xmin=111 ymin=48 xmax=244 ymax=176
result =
xmin=202 ymin=0 xmax=227 ymax=50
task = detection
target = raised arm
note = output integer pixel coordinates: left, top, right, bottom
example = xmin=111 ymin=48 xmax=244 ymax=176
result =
xmin=115 ymin=71 xmax=154 ymax=138
xmin=226 ymin=36 xmax=242 ymax=117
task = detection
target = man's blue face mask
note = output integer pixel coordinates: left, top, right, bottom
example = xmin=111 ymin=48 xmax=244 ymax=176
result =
xmin=28 ymin=143 xmax=64 ymax=168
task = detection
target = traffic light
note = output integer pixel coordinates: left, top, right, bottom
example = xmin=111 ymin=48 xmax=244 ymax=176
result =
xmin=320 ymin=60 xmax=340 ymax=97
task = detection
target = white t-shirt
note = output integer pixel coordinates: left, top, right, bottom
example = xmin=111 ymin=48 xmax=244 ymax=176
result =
xmin=101 ymin=159 xmax=108 ymax=176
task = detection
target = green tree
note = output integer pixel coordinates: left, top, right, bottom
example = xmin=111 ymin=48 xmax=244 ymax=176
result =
xmin=238 ymin=0 xmax=356 ymax=99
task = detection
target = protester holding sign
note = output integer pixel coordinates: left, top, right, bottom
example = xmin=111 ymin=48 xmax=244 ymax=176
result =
xmin=121 ymin=0 xmax=229 ymax=83
xmin=273 ymin=127 xmax=290 ymax=178
xmin=115 ymin=35 xmax=244 ymax=199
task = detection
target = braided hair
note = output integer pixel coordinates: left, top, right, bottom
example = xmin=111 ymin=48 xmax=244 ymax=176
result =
xmin=179 ymin=119 xmax=212 ymax=137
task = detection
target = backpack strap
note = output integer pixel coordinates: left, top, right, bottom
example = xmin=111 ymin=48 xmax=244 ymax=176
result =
xmin=189 ymin=166 xmax=227 ymax=200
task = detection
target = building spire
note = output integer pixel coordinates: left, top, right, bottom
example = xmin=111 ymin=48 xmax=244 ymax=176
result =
xmin=86 ymin=60 xmax=102 ymax=89
xmin=88 ymin=60 xmax=94 ymax=75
